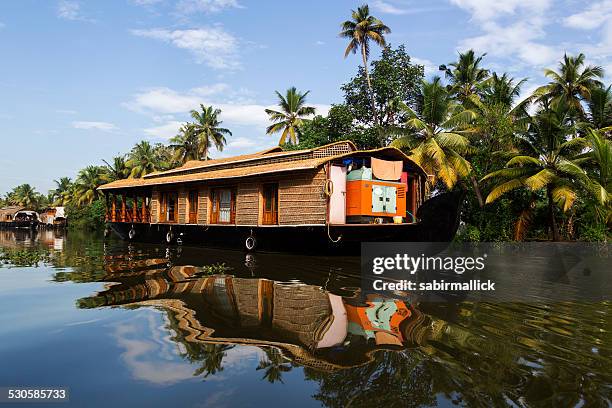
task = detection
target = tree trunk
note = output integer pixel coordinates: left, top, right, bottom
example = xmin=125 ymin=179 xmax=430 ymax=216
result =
xmin=470 ymin=175 xmax=484 ymax=208
xmin=547 ymin=185 xmax=560 ymax=241
xmin=361 ymin=44 xmax=378 ymax=126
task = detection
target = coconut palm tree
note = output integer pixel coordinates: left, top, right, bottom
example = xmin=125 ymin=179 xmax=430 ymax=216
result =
xmin=189 ymin=105 xmax=231 ymax=161
xmin=340 ymin=4 xmax=391 ymax=123
xmin=7 ymin=184 xmax=40 ymax=208
xmin=574 ymin=129 xmax=611 ymax=223
xmin=391 ymin=77 xmax=475 ymax=189
xmin=102 ymin=156 xmax=130 ymax=182
xmin=256 ymin=347 xmax=292 ymax=384
xmin=52 ymin=177 xmax=73 ymax=206
xmin=127 ymin=141 xmax=162 ymax=178
xmin=586 ymin=84 xmax=612 ymax=131
xmin=193 ymin=344 xmax=233 ymax=379
xmin=169 ymin=124 xmax=199 ymax=164
xmin=535 ymin=53 xmax=604 ymax=119
xmin=481 ymin=73 xmax=528 ymax=108
xmin=73 ymin=166 xmax=108 ymax=205
xmin=461 ymin=74 xmax=531 ymax=206
xmin=481 ymin=102 xmax=594 ymax=241
xmin=265 ymin=87 xmax=316 ymax=145
xmin=439 ymin=50 xmax=490 ymax=102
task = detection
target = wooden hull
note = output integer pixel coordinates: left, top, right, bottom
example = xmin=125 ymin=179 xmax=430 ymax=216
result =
xmin=107 ymin=190 xmax=465 ymax=254
xmin=0 ymin=220 xmax=39 ymax=229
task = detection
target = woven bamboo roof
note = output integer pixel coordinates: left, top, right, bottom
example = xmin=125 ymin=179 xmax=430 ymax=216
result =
xmin=98 ymin=142 xmax=425 ymax=191
xmin=142 ymin=144 xmax=319 ymax=178
xmin=0 ymin=206 xmax=26 ymax=218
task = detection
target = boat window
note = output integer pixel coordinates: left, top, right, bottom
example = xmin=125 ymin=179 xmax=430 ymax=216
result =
xmin=210 ymin=188 xmax=236 ymax=224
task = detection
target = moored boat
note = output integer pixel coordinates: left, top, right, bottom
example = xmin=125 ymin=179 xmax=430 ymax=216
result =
xmin=0 ymin=206 xmax=40 ymax=229
xmin=97 ymin=141 xmax=464 ymax=253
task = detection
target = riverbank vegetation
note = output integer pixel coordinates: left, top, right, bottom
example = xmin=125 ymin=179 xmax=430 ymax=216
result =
xmin=1 ymin=4 xmax=609 ymax=241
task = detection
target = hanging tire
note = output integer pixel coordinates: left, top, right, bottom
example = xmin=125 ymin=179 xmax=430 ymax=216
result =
xmin=245 ymin=235 xmax=257 ymax=251
xmin=166 ymin=231 xmax=174 ymax=244
xmin=128 ymin=227 xmax=136 ymax=240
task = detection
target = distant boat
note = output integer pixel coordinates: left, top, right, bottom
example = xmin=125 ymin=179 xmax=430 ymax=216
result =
xmin=98 ymin=141 xmax=464 ymax=253
xmin=0 ymin=206 xmax=40 ymax=229
xmin=39 ymin=207 xmax=67 ymax=228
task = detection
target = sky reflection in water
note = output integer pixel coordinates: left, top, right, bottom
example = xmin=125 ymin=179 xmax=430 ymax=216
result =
xmin=0 ymin=228 xmax=610 ymax=408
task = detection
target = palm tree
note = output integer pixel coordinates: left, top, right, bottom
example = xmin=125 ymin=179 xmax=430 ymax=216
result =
xmin=265 ymin=87 xmax=316 ymax=145
xmin=190 ymin=105 xmax=231 ymax=161
xmin=462 ymin=74 xmax=531 ymax=206
xmin=7 ymin=184 xmax=40 ymax=208
xmin=586 ymin=84 xmax=612 ymax=131
xmin=127 ymin=141 xmax=163 ymax=178
xmin=391 ymin=77 xmax=474 ymax=189
xmin=256 ymin=347 xmax=292 ymax=383
xmin=102 ymin=156 xmax=130 ymax=182
xmin=52 ymin=177 xmax=73 ymax=206
xmin=574 ymin=129 xmax=611 ymax=223
xmin=73 ymin=166 xmax=108 ymax=205
xmin=482 ymin=102 xmax=594 ymax=241
xmin=481 ymin=73 xmax=528 ymax=108
xmin=535 ymin=53 xmax=604 ymax=119
xmin=340 ymin=4 xmax=391 ymax=123
xmin=193 ymin=344 xmax=233 ymax=379
xmin=169 ymin=124 xmax=199 ymax=164
xmin=440 ymin=50 xmax=490 ymax=102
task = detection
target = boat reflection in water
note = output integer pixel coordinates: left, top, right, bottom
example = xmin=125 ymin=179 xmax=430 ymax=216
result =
xmin=1 ymin=230 xmax=610 ymax=407
xmin=79 ymin=249 xmax=441 ymax=371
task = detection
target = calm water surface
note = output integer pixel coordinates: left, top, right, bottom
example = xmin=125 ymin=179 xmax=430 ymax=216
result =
xmin=0 ymin=229 xmax=610 ymax=408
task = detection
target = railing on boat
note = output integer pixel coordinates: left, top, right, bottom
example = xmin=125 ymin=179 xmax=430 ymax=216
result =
xmin=105 ymin=194 xmax=150 ymax=223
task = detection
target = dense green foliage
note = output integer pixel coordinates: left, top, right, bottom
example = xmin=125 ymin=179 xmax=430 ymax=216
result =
xmin=64 ymin=199 xmax=107 ymax=231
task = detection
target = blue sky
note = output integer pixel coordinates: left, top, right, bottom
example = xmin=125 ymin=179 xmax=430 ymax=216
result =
xmin=0 ymin=0 xmax=610 ymax=194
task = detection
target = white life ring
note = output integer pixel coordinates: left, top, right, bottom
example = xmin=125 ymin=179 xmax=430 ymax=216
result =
xmin=245 ymin=235 xmax=257 ymax=251
xmin=166 ymin=231 xmax=174 ymax=244
xmin=128 ymin=227 xmax=136 ymax=240
xmin=324 ymin=179 xmax=334 ymax=197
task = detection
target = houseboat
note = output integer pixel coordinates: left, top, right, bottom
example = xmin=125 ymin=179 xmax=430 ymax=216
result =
xmin=0 ymin=206 xmax=40 ymax=229
xmin=39 ymin=207 xmax=67 ymax=229
xmin=97 ymin=141 xmax=464 ymax=252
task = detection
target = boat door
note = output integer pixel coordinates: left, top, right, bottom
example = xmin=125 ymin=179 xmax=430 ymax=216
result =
xmin=329 ymin=165 xmax=346 ymax=224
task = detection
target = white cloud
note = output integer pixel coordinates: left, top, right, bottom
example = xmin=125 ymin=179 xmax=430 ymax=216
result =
xmin=57 ymin=0 xmax=93 ymax=22
xmin=227 ymin=137 xmax=257 ymax=149
xmin=449 ymin=0 xmax=550 ymax=21
xmin=175 ymin=0 xmax=242 ymax=15
xmin=315 ymin=40 xmax=325 ymax=46
xmin=451 ymin=0 xmax=558 ymax=68
xmin=124 ymin=87 xmax=202 ymax=114
xmin=372 ymin=1 xmax=409 ymax=15
xmin=130 ymin=27 xmax=240 ymax=69
xmin=457 ymin=19 xmax=558 ymax=66
xmin=411 ymin=56 xmax=439 ymax=77
xmin=125 ymin=84 xmax=329 ymax=146
xmin=56 ymin=109 xmax=77 ymax=114
xmin=72 ymin=121 xmax=117 ymax=131
xmin=143 ymin=121 xmax=183 ymax=139
xmin=563 ymin=1 xmax=612 ymax=30
xmin=131 ymin=0 xmax=163 ymax=5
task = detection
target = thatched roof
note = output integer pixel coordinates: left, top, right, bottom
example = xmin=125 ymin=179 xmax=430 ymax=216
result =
xmin=98 ymin=141 xmax=425 ymax=191
xmin=0 ymin=206 xmax=25 ymax=219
